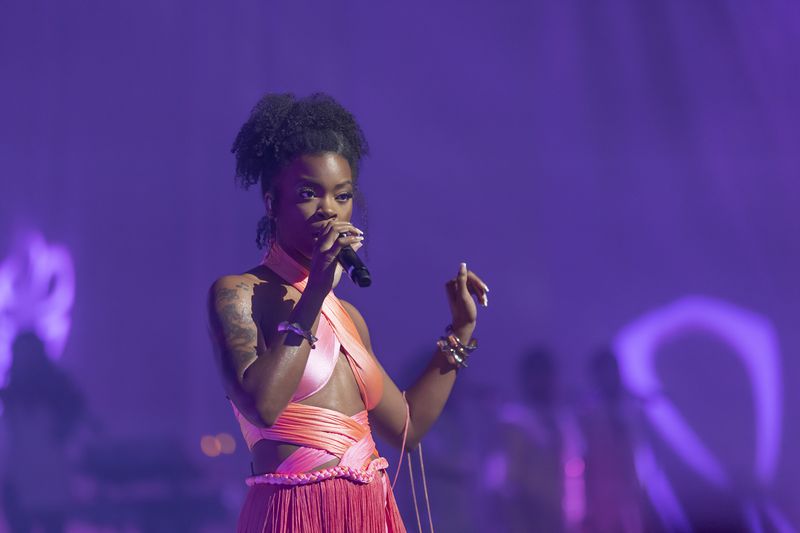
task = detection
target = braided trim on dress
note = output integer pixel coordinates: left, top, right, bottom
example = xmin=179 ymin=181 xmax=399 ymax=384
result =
xmin=245 ymin=457 xmax=389 ymax=486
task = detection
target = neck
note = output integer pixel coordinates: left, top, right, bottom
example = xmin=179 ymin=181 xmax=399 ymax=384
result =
xmin=275 ymin=236 xmax=312 ymax=271
xmin=266 ymin=237 xmax=344 ymax=290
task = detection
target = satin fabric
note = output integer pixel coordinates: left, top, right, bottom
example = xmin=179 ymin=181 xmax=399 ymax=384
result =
xmin=231 ymin=242 xmax=385 ymax=472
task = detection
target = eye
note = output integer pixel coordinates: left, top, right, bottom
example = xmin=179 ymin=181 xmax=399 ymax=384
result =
xmin=297 ymin=187 xmax=316 ymax=200
xmin=336 ymin=192 xmax=354 ymax=202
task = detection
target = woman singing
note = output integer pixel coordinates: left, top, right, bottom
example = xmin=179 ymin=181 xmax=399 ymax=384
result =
xmin=208 ymin=93 xmax=489 ymax=532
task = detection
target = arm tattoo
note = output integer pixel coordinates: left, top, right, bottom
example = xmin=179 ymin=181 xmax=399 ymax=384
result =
xmin=211 ymin=281 xmax=258 ymax=376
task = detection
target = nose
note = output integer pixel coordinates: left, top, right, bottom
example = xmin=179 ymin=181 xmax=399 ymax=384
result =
xmin=316 ymin=195 xmax=338 ymax=220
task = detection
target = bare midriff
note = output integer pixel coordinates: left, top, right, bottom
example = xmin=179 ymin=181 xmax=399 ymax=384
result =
xmin=249 ymin=350 xmax=378 ymax=475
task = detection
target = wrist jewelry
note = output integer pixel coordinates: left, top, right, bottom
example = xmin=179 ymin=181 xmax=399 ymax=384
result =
xmin=277 ymin=321 xmax=318 ymax=349
xmin=445 ymin=324 xmax=478 ymax=353
xmin=436 ymin=325 xmax=477 ymax=369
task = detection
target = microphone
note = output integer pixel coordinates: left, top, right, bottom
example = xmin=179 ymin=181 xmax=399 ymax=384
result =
xmin=338 ymin=245 xmax=371 ymax=287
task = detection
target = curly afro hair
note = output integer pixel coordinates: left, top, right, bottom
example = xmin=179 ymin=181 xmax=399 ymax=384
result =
xmin=231 ymin=92 xmax=370 ymax=248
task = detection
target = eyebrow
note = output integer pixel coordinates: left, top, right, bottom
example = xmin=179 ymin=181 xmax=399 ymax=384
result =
xmin=296 ymin=178 xmax=353 ymax=190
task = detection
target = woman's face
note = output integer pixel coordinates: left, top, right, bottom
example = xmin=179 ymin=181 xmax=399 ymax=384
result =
xmin=270 ymin=152 xmax=355 ymax=263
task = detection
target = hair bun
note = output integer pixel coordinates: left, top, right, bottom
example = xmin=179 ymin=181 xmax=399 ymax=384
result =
xmin=231 ymin=93 xmax=296 ymax=189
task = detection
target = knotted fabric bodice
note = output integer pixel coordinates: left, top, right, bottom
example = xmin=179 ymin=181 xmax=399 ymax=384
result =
xmin=231 ymin=243 xmax=385 ymax=477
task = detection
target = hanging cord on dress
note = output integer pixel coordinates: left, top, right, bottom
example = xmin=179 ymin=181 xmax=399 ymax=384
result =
xmin=407 ymin=446 xmax=423 ymax=533
xmin=397 ymin=392 xmax=435 ymax=533
xmin=392 ymin=393 xmax=411 ymax=490
xmin=407 ymin=443 xmax=434 ymax=533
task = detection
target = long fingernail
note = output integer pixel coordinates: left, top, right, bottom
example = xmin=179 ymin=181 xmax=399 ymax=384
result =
xmin=481 ymin=295 xmax=488 ymax=307
xmin=482 ymin=284 xmax=490 ymax=293
xmin=460 ymin=262 xmax=467 ymax=272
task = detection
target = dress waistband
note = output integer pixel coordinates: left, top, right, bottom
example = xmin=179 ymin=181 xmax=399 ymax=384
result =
xmin=245 ymin=456 xmax=389 ymax=486
xmin=232 ymin=401 xmax=380 ymax=479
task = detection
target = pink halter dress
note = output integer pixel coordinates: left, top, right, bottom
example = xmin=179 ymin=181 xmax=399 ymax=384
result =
xmin=231 ymin=244 xmax=406 ymax=533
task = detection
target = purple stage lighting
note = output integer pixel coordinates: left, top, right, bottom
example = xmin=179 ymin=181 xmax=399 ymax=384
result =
xmin=0 ymin=231 xmax=75 ymax=380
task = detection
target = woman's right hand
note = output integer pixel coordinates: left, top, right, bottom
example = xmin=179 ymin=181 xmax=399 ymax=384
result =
xmin=306 ymin=219 xmax=365 ymax=294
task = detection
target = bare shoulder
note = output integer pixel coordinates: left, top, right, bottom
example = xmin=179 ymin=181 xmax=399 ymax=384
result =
xmin=338 ymin=299 xmax=373 ymax=352
xmin=209 ymin=273 xmax=256 ymax=299
xmin=208 ymin=264 xmax=281 ymax=294
xmin=208 ymin=266 xmax=289 ymax=315
xmin=207 ymin=274 xmax=259 ymax=317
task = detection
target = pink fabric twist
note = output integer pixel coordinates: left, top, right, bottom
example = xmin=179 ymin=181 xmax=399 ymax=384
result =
xmin=246 ymin=457 xmax=390 ymax=486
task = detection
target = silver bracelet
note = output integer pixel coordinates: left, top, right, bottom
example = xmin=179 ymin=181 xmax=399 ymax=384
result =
xmin=437 ymin=338 xmax=469 ymax=368
xmin=277 ymin=321 xmax=318 ymax=349
xmin=436 ymin=325 xmax=478 ymax=369
xmin=445 ymin=324 xmax=478 ymax=353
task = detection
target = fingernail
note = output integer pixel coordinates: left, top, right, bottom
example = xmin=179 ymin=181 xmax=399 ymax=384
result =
xmin=482 ymin=284 xmax=490 ymax=293
xmin=460 ymin=262 xmax=467 ymax=271
xmin=482 ymin=295 xmax=488 ymax=307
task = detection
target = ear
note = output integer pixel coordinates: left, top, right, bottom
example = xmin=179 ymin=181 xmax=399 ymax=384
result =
xmin=264 ymin=192 xmax=274 ymax=211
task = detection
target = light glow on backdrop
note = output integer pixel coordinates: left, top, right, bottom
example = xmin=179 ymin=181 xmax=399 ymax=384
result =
xmin=0 ymin=231 xmax=75 ymax=381
xmin=1 ymin=1 xmax=799 ymax=529
xmin=615 ymin=295 xmax=794 ymax=533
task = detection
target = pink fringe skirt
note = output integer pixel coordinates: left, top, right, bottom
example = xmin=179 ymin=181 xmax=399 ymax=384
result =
xmin=237 ymin=474 xmax=406 ymax=533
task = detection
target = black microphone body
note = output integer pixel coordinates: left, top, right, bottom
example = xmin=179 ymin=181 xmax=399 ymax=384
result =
xmin=338 ymin=246 xmax=371 ymax=287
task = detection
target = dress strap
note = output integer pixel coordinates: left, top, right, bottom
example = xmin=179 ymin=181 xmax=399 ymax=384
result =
xmin=262 ymin=243 xmax=384 ymax=409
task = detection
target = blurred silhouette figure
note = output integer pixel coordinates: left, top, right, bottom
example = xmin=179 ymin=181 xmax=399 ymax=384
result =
xmin=0 ymin=332 xmax=226 ymax=532
xmin=580 ymin=347 xmax=648 ymax=533
xmin=77 ymin=435 xmax=227 ymax=532
xmin=1 ymin=331 xmax=87 ymax=533
xmin=484 ymin=347 xmax=584 ymax=533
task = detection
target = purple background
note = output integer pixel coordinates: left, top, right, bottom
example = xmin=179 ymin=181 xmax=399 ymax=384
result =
xmin=2 ymin=0 xmax=798 ymax=530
